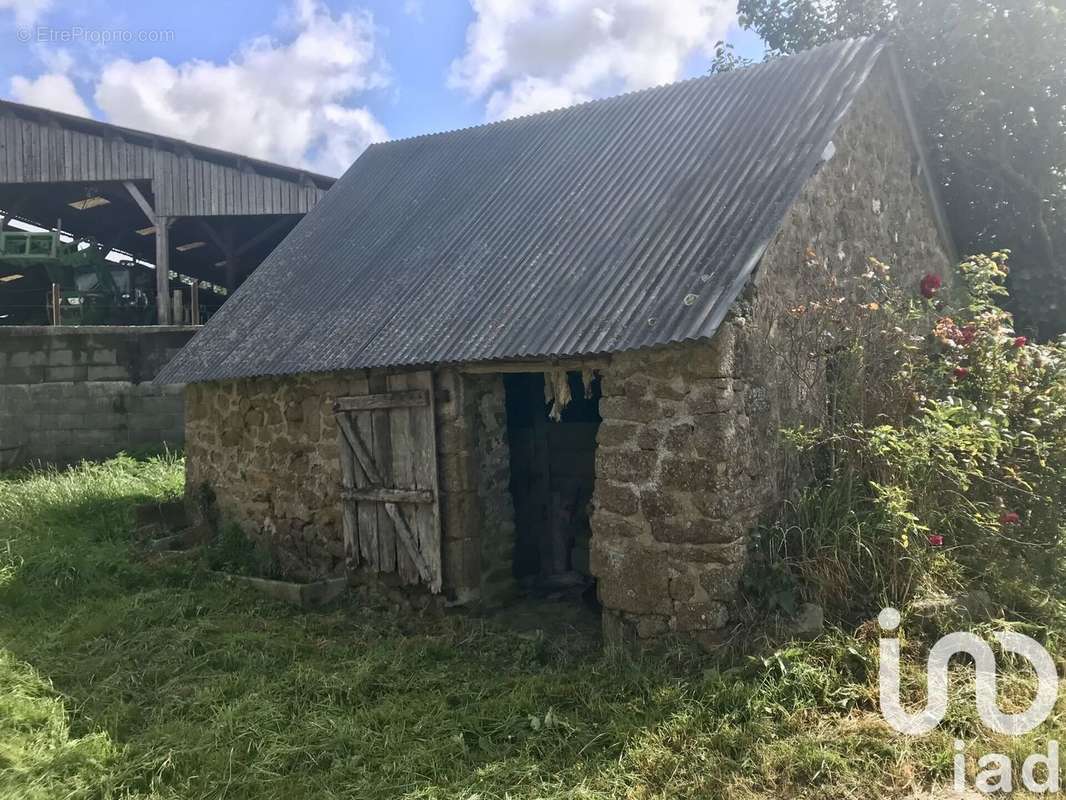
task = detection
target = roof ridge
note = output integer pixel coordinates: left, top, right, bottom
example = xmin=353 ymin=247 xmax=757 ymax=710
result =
xmin=368 ymin=36 xmax=876 ymax=150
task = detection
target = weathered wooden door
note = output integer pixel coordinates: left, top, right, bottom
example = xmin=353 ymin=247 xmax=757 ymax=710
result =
xmin=333 ymin=371 xmax=442 ymax=593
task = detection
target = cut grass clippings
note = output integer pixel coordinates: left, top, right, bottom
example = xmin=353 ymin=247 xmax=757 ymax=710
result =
xmin=0 ymin=454 xmax=1061 ymax=799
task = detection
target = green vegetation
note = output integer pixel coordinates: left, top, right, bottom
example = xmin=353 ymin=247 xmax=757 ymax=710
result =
xmin=749 ymin=253 xmax=1066 ymax=624
xmin=0 ymin=454 xmax=1061 ymax=799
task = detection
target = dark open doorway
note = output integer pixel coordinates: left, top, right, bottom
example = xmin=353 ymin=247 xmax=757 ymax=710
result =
xmin=504 ymin=371 xmax=601 ymax=600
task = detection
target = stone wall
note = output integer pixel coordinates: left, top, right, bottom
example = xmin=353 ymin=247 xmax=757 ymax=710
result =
xmin=185 ymin=368 xmax=517 ymax=602
xmin=0 ymin=326 xmax=195 ymax=467
xmin=185 ymin=372 xmax=350 ymax=579
xmin=588 ymin=64 xmax=953 ymax=646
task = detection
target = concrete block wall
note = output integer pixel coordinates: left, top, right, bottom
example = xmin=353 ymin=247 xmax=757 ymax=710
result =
xmin=0 ymin=326 xmax=196 ymax=468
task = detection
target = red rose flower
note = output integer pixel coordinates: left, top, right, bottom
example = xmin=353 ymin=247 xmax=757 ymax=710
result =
xmin=959 ymin=324 xmax=977 ymax=345
xmin=928 ymin=534 xmax=944 ymax=546
xmin=1013 ymin=336 xmax=1028 ymax=348
xmin=953 ymin=367 xmax=970 ymax=379
xmin=999 ymin=512 xmax=1021 ymax=526
xmin=920 ymin=274 xmax=943 ymax=299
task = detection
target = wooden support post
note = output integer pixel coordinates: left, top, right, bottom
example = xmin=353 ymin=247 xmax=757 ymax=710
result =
xmin=50 ymin=283 xmax=61 ymax=326
xmin=155 ymin=216 xmax=171 ymax=324
xmin=191 ymin=280 xmax=201 ymax=325
xmin=172 ymin=288 xmax=184 ymax=325
xmin=125 ymin=181 xmax=174 ymax=325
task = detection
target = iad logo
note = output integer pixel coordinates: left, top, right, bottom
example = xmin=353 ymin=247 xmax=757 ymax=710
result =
xmin=878 ymin=607 xmax=1061 ymax=794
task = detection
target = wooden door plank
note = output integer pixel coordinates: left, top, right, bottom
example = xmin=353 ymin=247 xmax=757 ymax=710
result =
xmin=334 ymin=391 xmax=428 ymax=411
xmin=336 ymin=425 xmax=360 ymax=572
xmin=383 ymin=502 xmax=432 ymax=582
xmin=369 ymin=373 xmax=397 ymax=575
xmin=350 ymin=410 xmax=380 ymax=569
xmin=387 ymin=372 xmax=418 ymax=585
xmin=336 ymin=414 xmax=382 ymax=484
xmin=343 ymin=487 xmax=434 ymax=504
xmin=337 ymin=411 xmax=380 ymax=569
xmin=407 ymin=370 xmax=443 ymax=593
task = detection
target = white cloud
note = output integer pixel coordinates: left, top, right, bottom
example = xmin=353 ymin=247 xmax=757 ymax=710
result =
xmin=450 ymin=0 xmax=736 ymax=120
xmin=93 ymin=0 xmax=388 ymax=175
xmin=0 ymin=0 xmax=52 ymax=26
xmin=5 ymin=0 xmax=388 ymax=176
xmin=9 ymin=71 xmax=90 ymax=117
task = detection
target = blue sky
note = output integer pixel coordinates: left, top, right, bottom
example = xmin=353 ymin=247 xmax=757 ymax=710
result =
xmin=0 ymin=0 xmax=765 ymax=175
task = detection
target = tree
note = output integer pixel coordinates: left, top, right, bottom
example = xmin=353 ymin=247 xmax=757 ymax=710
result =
xmin=737 ymin=0 xmax=1066 ymax=338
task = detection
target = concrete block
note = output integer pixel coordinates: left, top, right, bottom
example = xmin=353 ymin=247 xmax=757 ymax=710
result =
xmin=0 ymin=385 xmax=30 ymax=409
xmin=2 ymin=367 xmax=46 ymax=384
xmin=87 ymin=366 xmax=129 ymax=382
xmin=88 ymin=413 xmax=128 ymax=431
xmin=90 ymin=349 xmax=119 ymax=365
xmin=30 ymin=428 xmax=63 ymax=447
xmin=48 ymin=349 xmax=75 ymax=367
xmin=8 ymin=351 xmax=46 ymax=369
xmin=46 ymin=366 xmax=88 ymax=382
xmin=2 ymin=412 xmax=39 ymax=432
xmin=87 ymin=381 xmax=127 ymax=398
xmin=52 ymin=413 xmax=84 ymax=430
xmin=25 ymin=442 xmax=57 ymax=465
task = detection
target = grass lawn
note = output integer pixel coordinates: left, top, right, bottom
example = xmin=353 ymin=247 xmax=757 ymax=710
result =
xmin=0 ymin=454 xmax=1056 ymax=799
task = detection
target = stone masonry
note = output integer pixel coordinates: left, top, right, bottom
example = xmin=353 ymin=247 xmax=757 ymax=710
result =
xmin=0 ymin=326 xmax=195 ymax=467
xmin=588 ymin=64 xmax=952 ymax=645
xmin=186 ymin=367 xmax=516 ymax=602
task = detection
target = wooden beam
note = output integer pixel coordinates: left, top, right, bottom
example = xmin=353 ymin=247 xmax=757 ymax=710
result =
xmin=232 ymin=215 xmax=294 ymax=259
xmin=342 ymin=487 xmax=434 ymax=504
xmin=383 ymin=502 xmax=433 ymax=584
xmin=50 ymin=283 xmax=61 ymax=326
xmin=333 ymin=391 xmax=428 ymax=412
xmin=123 ymin=181 xmax=156 ymax=224
xmin=335 ymin=414 xmax=383 ymax=485
xmin=196 ymin=218 xmax=229 ymax=254
xmin=156 ymin=216 xmax=172 ymax=324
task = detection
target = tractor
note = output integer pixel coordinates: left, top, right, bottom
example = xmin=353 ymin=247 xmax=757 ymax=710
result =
xmin=0 ymin=226 xmax=155 ymax=325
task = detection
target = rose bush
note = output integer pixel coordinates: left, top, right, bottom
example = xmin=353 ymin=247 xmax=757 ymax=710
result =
xmin=748 ymin=253 xmax=1066 ymax=620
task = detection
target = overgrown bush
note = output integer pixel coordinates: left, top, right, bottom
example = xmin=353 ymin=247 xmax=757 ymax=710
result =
xmin=747 ymin=253 xmax=1066 ymax=621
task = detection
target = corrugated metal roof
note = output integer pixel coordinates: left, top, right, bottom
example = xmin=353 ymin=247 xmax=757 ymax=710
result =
xmin=0 ymin=98 xmax=336 ymax=187
xmin=158 ymin=37 xmax=887 ymax=385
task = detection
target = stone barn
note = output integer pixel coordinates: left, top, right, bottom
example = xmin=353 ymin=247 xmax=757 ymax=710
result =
xmin=157 ymin=38 xmax=954 ymax=645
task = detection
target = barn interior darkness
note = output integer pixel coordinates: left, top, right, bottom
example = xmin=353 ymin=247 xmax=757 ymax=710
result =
xmin=504 ymin=371 xmax=601 ymax=595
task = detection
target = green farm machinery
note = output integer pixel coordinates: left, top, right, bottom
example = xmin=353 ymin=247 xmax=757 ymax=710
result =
xmin=0 ymin=227 xmax=154 ymax=325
